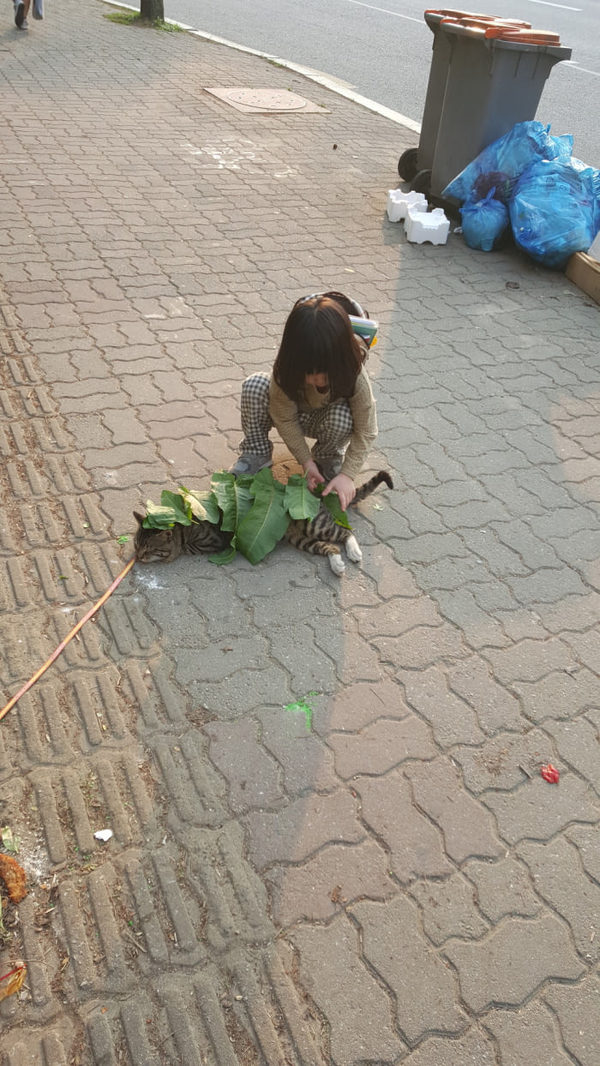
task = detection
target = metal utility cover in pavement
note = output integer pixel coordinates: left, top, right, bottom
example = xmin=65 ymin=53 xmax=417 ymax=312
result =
xmin=204 ymin=88 xmax=329 ymax=114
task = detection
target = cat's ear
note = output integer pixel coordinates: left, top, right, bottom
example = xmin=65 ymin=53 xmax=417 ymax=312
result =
xmin=133 ymin=511 xmax=145 ymax=526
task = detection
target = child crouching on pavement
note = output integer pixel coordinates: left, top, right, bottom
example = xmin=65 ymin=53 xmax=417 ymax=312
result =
xmin=230 ymin=292 xmax=378 ymax=512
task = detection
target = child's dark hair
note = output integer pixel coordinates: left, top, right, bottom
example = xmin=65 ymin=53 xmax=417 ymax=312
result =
xmin=273 ymin=295 xmax=366 ymax=401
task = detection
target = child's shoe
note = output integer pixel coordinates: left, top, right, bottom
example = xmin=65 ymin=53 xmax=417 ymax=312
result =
xmin=229 ymin=455 xmax=272 ymax=477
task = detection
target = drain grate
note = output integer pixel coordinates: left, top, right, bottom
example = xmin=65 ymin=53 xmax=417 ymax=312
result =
xmin=204 ymin=88 xmax=329 ymax=114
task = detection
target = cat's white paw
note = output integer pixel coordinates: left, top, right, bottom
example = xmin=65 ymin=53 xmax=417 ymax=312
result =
xmin=345 ymin=534 xmax=362 ymax=563
xmin=329 ymin=553 xmax=346 ymax=576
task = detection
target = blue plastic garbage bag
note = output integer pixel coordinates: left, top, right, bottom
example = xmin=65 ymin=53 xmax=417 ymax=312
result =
xmin=442 ymin=121 xmax=560 ymax=205
xmin=460 ymin=188 xmax=509 ymax=252
xmin=509 ymin=158 xmax=600 ymax=269
xmin=552 ymin=134 xmax=574 ymax=162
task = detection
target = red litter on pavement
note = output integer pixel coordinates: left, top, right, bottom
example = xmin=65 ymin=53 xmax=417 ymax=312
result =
xmin=541 ymin=764 xmax=560 ymax=784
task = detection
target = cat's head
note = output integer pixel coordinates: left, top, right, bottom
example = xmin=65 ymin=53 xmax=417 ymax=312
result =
xmin=133 ymin=512 xmax=181 ymax=564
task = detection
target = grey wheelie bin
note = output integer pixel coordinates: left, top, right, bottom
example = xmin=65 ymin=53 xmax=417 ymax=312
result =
xmin=429 ymin=21 xmax=572 ymax=201
xmin=398 ymin=9 xmax=531 ymax=187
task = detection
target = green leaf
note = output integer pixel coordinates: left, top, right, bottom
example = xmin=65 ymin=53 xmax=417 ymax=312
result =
xmin=142 ymin=500 xmax=179 ymax=529
xmin=180 ymin=486 xmax=221 ymax=525
xmin=313 ymin=485 xmax=352 ymax=529
xmin=232 ymin=476 xmax=255 ymax=526
xmin=0 ymin=826 xmax=19 ymax=854
xmin=236 ymin=467 xmax=290 ymax=564
xmin=284 ymin=475 xmax=321 ymax=520
xmin=208 ymin=543 xmax=238 ymax=566
xmin=116 ymin=534 xmax=130 ymax=544
xmin=209 ymin=473 xmax=236 ymax=531
xmin=210 ymin=472 xmax=254 ymax=533
xmin=161 ymin=489 xmax=193 ymax=524
xmin=284 ymin=692 xmax=319 ymax=730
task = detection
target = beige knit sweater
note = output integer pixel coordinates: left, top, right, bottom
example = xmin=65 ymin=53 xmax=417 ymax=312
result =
xmin=268 ymin=366 xmax=377 ymax=480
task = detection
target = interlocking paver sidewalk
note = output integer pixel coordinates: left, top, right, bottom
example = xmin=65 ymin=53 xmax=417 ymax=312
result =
xmin=1 ymin=2 xmax=600 ymax=1063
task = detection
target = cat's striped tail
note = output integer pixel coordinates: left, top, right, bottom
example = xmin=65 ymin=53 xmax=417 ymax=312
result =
xmin=353 ymin=470 xmax=393 ymax=504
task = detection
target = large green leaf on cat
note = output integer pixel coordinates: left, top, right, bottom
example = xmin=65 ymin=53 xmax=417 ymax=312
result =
xmin=179 ymin=486 xmax=221 ymax=525
xmin=283 ymin=475 xmax=321 ymax=520
xmin=313 ymin=484 xmax=352 ymax=530
xmin=143 ymin=496 xmax=191 ymax=529
xmin=160 ymin=490 xmax=193 ymax=523
xmin=210 ymin=472 xmax=254 ymax=533
xmin=235 ymin=467 xmax=290 ymax=564
xmin=208 ymin=543 xmax=238 ymax=566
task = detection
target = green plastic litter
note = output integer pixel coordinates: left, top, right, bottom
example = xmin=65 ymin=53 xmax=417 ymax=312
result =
xmin=284 ymin=691 xmax=319 ymax=730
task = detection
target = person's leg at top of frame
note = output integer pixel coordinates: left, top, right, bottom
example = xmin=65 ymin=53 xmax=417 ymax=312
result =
xmin=15 ymin=0 xmax=31 ymax=29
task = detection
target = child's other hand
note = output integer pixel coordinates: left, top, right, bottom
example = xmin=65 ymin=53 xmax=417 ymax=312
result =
xmin=304 ymin=460 xmax=325 ymax=493
xmin=323 ymin=474 xmax=356 ymax=512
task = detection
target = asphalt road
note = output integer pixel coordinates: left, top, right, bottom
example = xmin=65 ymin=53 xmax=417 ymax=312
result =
xmin=164 ymin=0 xmax=600 ymax=169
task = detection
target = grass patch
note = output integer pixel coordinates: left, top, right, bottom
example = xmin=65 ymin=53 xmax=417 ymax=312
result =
xmin=104 ymin=10 xmax=183 ymax=31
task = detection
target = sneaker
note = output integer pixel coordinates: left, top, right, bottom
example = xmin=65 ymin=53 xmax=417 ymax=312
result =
xmin=21 ymin=16 xmax=28 ymax=26
xmin=229 ymin=454 xmax=272 ymax=477
xmin=15 ymin=0 xmax=25 ymax=26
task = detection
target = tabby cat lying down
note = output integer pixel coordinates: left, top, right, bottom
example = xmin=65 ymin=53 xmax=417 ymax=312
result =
xmin=134 ymin=470 xmax=393 ymax=575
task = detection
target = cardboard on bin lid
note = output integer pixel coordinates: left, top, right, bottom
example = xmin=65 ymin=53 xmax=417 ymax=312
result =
xmin=440 ymin=19 xmax=560 ymax=44
xmin=426 ymin=9 xmax=530 ymax=26
xmin=425 ymin=9 xmax=499 ymax=19
xmin=439 ymin=20 xmax=488 ymax=35
xmin=484 ymin=26 xmax=561 ymax=44
xmin=453 ymin=17 xmax=532 ymax=30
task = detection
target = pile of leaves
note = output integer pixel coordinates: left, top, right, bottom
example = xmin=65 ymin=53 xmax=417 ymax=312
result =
xmin=142 ymin=467 xmax=350 ymax=566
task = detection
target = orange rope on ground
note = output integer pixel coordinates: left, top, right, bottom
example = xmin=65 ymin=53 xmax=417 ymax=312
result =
xmin=0 ymin=557 xmax=136 ymax=723
xmin=0 ymin=966 xmax=25 ymax=982
xmin=0 ymin=964 xmax=27 ymax=1003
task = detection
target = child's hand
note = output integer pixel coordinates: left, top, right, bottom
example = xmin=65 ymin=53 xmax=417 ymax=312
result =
xmin=304 ymin=460 xmax=325 ymax=493
xmin=323 ymin=474 xmax=356 ymax=512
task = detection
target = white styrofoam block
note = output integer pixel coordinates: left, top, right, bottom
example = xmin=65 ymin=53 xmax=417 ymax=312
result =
xmin=404 ymin=204 xmax=450 ymax=245
xmin=386 ymin=189 xmax=427 ymax=222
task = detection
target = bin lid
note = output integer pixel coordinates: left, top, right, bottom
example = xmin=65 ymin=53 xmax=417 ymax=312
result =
xmin=440 ymin=17 xmax=569 ymax=52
